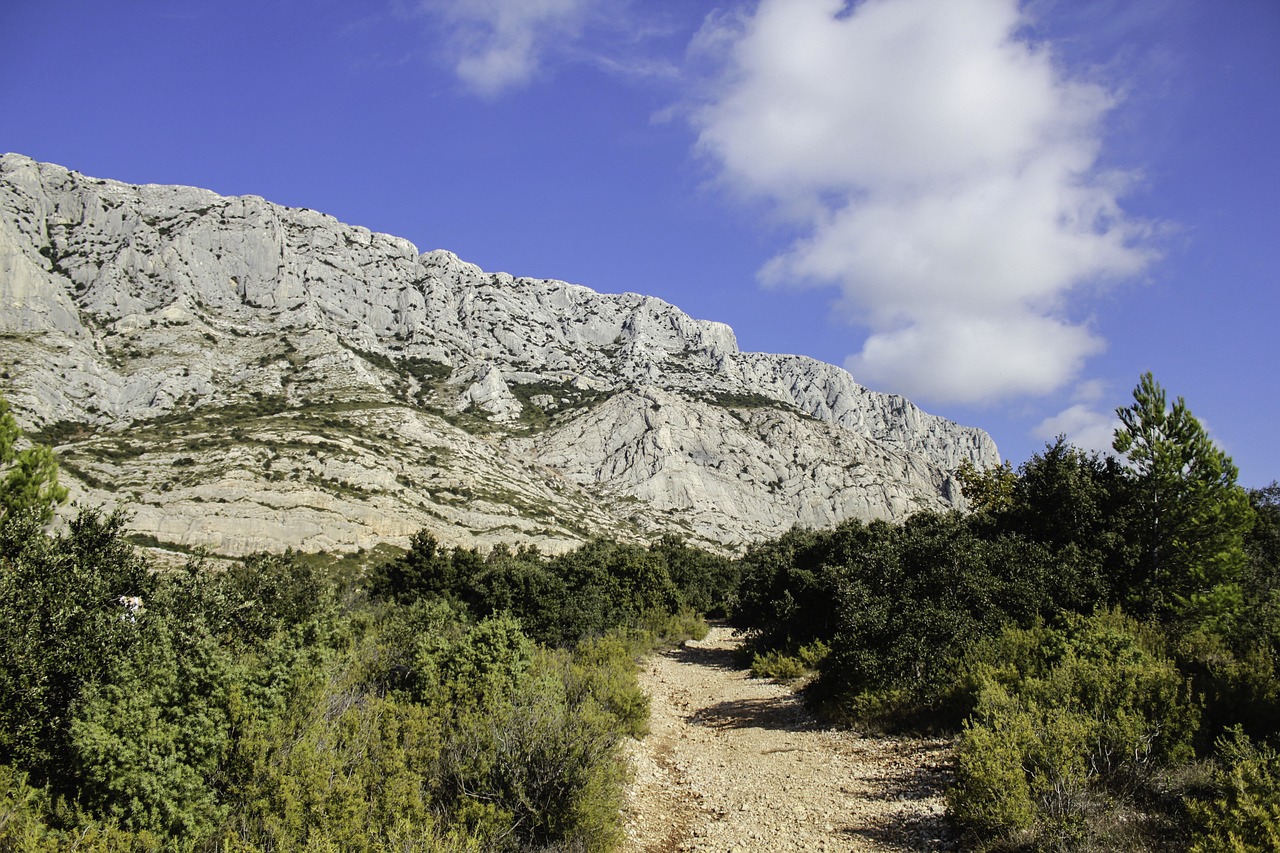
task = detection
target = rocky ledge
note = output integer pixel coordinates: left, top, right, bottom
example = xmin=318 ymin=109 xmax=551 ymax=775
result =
xmin=0 ymin=153 xmax=999 ymax=555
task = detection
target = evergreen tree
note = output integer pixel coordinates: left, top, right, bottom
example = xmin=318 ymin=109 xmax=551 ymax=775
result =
xmin=0 ymin=395 xmax=68 ymax=524
xmin=1113 ymin=373 xmax=1254 ymax=627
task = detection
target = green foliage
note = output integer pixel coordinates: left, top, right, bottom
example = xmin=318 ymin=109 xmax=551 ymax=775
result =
xmin=960 ymin=439 xmax=1136 ymax=616
xmin=508 ymin=379 xmax=611 ymax=430
xmin=372 ymin=530 xmax=724 ymax=648
xmin=750 ymin=640 xmax=827 ymax=682
xmin=0 ymin=764 xmax=167 ymax=851
xmin=1114 ymin=372 xmax=1255 ymax=627
xmin=1240 ymin=483 xmax=1280 ymax=654
xmin=0 ymin=398 xmax=20 ymax=460
xmin=1008 ymin=439 xmax=1131 ymax=555
xmin=431 ymin=642 xmax=632 ymax=851
xmin=0 ymin=508 xmax=153 ymax=787
xmin=649 ymin=534 xmax=738 ymax=616
xmin=704 ymin=390 xmax=794 ymax=411
xmin=747 ymin=648 xmax=803 ymax=681
xmin=551 ymin=539 xmax=680 ymax=643
xmin=956 ymin=458 xmax=1016 ymax=516
xmin=735 ymin=513 xmax=1068 ymax=727
xmin=951 ymin=611 xmax=1200 ymax=849
xmin=215 ymin=634 xmax=457 ymax=852
xmin=645 ymin=607 xmax=710 ymax=646
xmin=732 ymin=524 xmax=846 ymax=654
xmin=1175 ymin=628 xmax=1280 ymax=752
xmin=409 ymin=612 xmax=534 ymax=712
xmin=1189 ymin=727 xmax=1280 ymax=852
xmin=950 ymin=705 xmax=1039 ymax=839
xmin=68 ymin=614 xmax=232 ymax=838
xmin=750 ymin=650 xmax=806 ymax=681
xmin=0 ymin=510 xmax=670 ymax=851
xmin=0 ymin=396 xmax=69 ymax=524
xmin=219 ymin=550 xmax=330 ymax=644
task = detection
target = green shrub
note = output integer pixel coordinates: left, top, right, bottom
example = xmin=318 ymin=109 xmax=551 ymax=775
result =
xmin=644 ymin=607 xmax=709 ymax=646
xmin=750 ymin=650 xmax=806 ymax=681
xmin=797 ymin=639 xmax=830 ymax=670
xmin=803 ymin=515 xmax=1063 ymax=727
xmin=218 ymin=551 xmax=330 ymax=645
xmin=649 ymin=535 xmax=739 ymax=616
xmin=68 ymin=615 xmax=232 ymax=838
xmin=817 ymin=688 xmax=919 ymax=733
xmin=0 ymin=508 xmax=154 ymax=788
xmin=1 ymin=501 xmax=684 ymax=851
xmin=1177 ymin=629 xmax=1280 ymax=751
xmin=0 ymin=765 xmax=167 ymax=852
xmin=950 ymin=611 xmax=1200 ymax=849
xmin=1189 ymin=727 xmax=1280 ymax=852
xmin=951 ymin=703 xmax=1038 ymax=838
xmin=750 ymin=640 xmax=827 ymax=682
xmin=215 ymin=646 xmax=456 ymax=852
xmin=564 ymin=631 xmax=651 ymax=738
xmin=0 ymin=395 xmax=69 ymax=524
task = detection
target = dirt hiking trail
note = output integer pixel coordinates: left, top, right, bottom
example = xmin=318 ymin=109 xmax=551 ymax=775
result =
xmin=620 ymin=626 xmax=956 ymax=852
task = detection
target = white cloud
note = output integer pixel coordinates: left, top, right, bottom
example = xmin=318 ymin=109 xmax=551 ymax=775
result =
xmin=692 ymin=0 xmax=1155 ymax=403
xmin=1034 ymin=402 xmax=1119 ymax=454
xmin=416 ymin=0 xmax=683 ymax=94
xmin=1070 ymin=378 xmax=1110 ymax=403
xmin=848 ymin=313 xmax=1104 ymax=403
xmin=420 ymin=0 xmax=595 ymax=96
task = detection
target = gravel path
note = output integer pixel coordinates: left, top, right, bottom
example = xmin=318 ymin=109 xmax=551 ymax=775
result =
xmin=620 ymin=626 xmax=956 ymax=852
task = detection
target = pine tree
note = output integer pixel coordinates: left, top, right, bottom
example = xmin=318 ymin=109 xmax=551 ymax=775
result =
xmin=0 ymin=395 xmax=69 ymax=524
xmin=1113 ymin=373 xmax=1254 ymax=628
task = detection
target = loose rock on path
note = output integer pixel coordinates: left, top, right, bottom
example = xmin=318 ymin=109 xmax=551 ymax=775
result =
xmin=620 ymin=626 xmax=956 ymax=852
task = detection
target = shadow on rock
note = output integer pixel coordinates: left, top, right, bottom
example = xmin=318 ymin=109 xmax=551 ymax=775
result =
xmin=868 ymin=743 xmax=954 ymax=804
xmin=688 ymin=696 xmax=818 ymax=732
xmin=841 ymin=810 xmax=958 ymax=853
xmin=664 ymin=640 xmax=742 ymax=672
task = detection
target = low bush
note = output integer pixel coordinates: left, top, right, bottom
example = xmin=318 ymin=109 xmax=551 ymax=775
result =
xmin=750 ymin=640 xmax=827 ymax=682
xmin=950 ymin=611 xmax=1199 ymax=850
xmin=1189 ymin=727 xmax=1280 ymax=852
xmin=0 ymin=509 xmax=680 ymax=851
xmin=750 ymin=649 xmax=806 ymax=681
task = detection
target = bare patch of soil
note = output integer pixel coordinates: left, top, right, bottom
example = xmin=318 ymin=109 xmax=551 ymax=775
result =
xmin=620 ymin=626 xmax=956 ymax=852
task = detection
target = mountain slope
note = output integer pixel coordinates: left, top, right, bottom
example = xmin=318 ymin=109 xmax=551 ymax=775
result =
xmin=0 ymin=153 xmax=998 ymax=554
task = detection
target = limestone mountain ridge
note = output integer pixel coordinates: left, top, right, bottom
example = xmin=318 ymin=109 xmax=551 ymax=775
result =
xmin=0 ymin=153 xmax=999 ymax=555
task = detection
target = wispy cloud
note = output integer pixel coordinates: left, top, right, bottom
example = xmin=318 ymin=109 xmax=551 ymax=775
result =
xmin=1034 ymin=379 xmax=1120 ymax=454
xmin=414 ymin=0 xmax=684 ymax=95
xmin=690 ymin=0 xmax=1156 ymax=404
xmin=417 ymin=0 xmax=597 ymax=96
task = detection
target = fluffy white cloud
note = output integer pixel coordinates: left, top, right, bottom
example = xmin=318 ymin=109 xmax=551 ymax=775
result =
xmin=1034 ymin=402 xmax=1120 ymax=454
xmin=848 ymin=313 xmax=1104 ymax=403
xmin=420 ymin=0 xmax=595 ymax=96
xmin=693 ymin=0 xmax=1155 ymax=403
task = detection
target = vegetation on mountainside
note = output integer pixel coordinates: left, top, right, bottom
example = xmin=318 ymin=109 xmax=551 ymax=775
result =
xmin=0 ymin=394 xmax=733 ymax=851
xmin=730 ymin=374 xmax=1280 ymax=851
xmin=3 ymin=373 xmax=1278 ymax=851
xmin=0 ymin=397 xmax=68 ymax=523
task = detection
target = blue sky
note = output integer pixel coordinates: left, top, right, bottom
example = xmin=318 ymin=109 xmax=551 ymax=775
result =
xmin=2 ymin=0 xmax=1277 ymax=486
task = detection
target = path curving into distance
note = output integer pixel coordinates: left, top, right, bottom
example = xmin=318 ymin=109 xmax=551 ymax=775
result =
xmin=620 ymin=625 xmax=956 ymax=852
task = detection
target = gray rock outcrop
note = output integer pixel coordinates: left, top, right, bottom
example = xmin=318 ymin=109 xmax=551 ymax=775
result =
xmin=0 ymin=153 xmax=1000 ymax=555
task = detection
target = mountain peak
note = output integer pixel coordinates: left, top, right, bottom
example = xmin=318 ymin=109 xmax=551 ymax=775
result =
xmin=0 ymin=156 xmax=998 ymax=555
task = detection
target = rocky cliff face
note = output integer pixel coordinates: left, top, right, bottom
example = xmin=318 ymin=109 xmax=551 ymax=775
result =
xmin=0 ymin=153 xmax=999 ymax=555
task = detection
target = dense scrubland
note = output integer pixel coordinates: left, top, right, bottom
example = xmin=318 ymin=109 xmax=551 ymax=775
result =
xmin=735 ymin=374 xmax=1280 ymax=850
xmin=1 ymin=373 xmax=1277 ymax=851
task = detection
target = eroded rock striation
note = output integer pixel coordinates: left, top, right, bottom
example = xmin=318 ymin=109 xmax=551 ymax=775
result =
xmin=0 ymin=153 xmax=999 ymax=555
